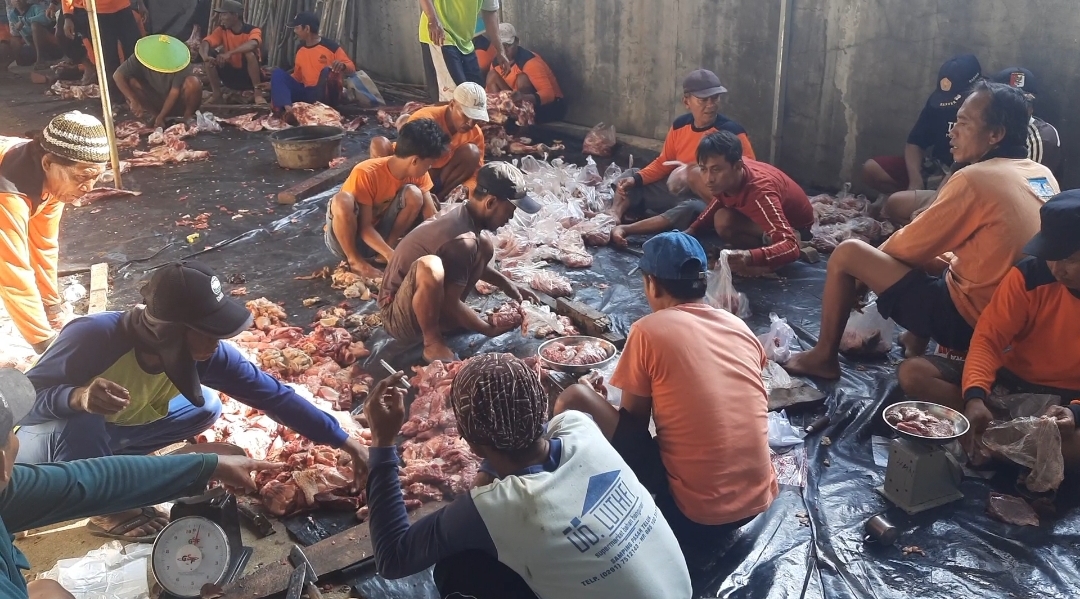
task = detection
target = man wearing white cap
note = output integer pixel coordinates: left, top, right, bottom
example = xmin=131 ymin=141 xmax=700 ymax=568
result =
xmin=370 ymin=82 xmax=490 ymax=199
xmin=486 ymin=22 xmax=565 ymax=123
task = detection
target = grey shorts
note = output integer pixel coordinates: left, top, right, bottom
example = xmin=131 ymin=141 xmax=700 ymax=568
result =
xmin=923 ymin=355 xmax=1080 ymax=402
xmin=324 ymin=187 xmax=413 ymax=260
xmin=379 ymin=261 xmax=424 ymax=342
xmin=619 ymin=169 xmax=699 ymax=216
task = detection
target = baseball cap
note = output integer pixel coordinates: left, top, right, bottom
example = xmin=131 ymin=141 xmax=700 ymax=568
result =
xmin=213 ymin=0 xmax=244 ymax=14
xmin=929 ymin=54 xmax=982 ymax=108
xmin=992 ymin=67 xmax=1037 ymax=96
xmin=453 ymin=82 xmax=490 ymax=122
xmin=498 ymin=22 xmax=517 ymax=44
xmin=450 ymin=353 xmax=547 ymax=451
xmin=683 ymin=69 xmax=728 ymax=98
xmin=1022 ymin=190 xmax=1080 ymax=261
xmin=288 ymin=11 xmax=319 ymax=29
xmin=0 ymin=369 xmax=34 ymax=440
xmin=476 ymin=162 xmax=541 ymax=213
xmin=142 ymin=261 xmax=253 ymax=338
xmin=636 ymin=231 xmax=708 ymax=279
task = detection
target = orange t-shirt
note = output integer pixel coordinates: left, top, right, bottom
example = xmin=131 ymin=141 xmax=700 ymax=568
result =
xmin=204 ymin=23 xmax=263 ymax=69
xmin=610 ymin=302 xmax=779 ymax=525
xmin=495 ymin=47 xmax=562 ymax=105
xmin=636 ymin=113 xmax=756 ymax=187
xmin=63 ymin=0 xmax=130 ymax=14
xmin=293 ymin=39 xmax=354 ymax=87
xmin=473 ymin=34 xmax=497 ymax=73
xmin=406 ymin=106 xmax=485 ymax=170
xmin=341 ymin=157 xmax=433 ymax=223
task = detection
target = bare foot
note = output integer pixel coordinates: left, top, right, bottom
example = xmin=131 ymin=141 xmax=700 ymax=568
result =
xmin=253 ymin=93 xmax=267 ymax=105
xmin=899 ymin=331 xmax=929 ymax=358
xmin=610 ymin=225 xmax=628 ymax=248
xmin=423 ymin=341 xmax=456 ymax=363
xmin=783 ymin=349 xmax=842 ymax=380
xmin=209 ymin=93 xmax=224 ymax=105
xmin=88 ymin=507 xmax=168 ymax=540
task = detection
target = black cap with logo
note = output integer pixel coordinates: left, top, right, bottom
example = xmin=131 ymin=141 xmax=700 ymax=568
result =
xmin=475 ymin=162 xmax=542 ymax=214
xmin=143 ymin=261 xmax=253 ymax=338
xmin=929 ymin=54 xmax=982 ymax=108
xmin=1023 ymin=190 xmax=1080 ymax=261
xmin=992 ymin=67 xmax=1037 ymax=96
xmin=0 ymin=369 xmax=35 ymax=438
xmin=287 ymin=11 xmax=319 ymax=29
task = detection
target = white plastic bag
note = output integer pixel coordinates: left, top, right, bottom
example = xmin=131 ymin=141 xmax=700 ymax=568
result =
xmin=39 ymin=541 xmax=152 ymax=599
xmin=194 ymin=110 xmax=221 ymax=132
xmin=706 ymin=250 xmax=751 ymax=319
xmin=768 ymin=410 xmax=805 ymax=449
xmin=521 ymin=301 xmax=566 ymax=337
xmin=839 ymin=297 xmax=894 ymax=356
xmin=758 ymin=313 xmax=796 ymax=364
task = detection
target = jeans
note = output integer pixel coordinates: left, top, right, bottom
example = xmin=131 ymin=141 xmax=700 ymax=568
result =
xmin=270 ymin=66 xmax=340 ymax=110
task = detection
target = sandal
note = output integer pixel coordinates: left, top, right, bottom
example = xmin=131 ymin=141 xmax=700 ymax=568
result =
xmin=86 ymin=506 xmax=167 ymax=543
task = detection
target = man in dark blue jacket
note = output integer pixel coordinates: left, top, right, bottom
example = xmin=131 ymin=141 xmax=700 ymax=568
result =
xmin=15 ymin=261 xmax=369 ymax=540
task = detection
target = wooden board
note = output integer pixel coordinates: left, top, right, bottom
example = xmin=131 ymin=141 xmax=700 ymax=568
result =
xmin=88 ymin=263 xmax=108 ymax=314
xmin=528 ymin=290 xmax=625 ymax=349
xmin=220 ymin=501 xmax=446 ymax=599
xmin=767 ymin=386 xmax=827 ymax=412
xmin=276 ymin=157 xmax=363 ymax=205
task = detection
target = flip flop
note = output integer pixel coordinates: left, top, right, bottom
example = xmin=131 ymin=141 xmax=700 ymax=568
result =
xmin=86 ymin=506 xmax=167 ymax=544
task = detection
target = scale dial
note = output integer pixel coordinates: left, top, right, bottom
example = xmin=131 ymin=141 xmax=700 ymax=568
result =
xmin=152 ymin=516 xmax=233 ymax=598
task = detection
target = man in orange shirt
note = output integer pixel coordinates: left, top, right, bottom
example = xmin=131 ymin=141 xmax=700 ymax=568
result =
xmin=270 ymin=11 xmax=355 ymax=111
xmin=785 ymin=82 xmax=1057 ymax=380
xmin=369 ymin=82 xmax=489 ymax=199
xmin=612 ymin=69 xmax=756 ymax=227
xmin=200 ymin=0 xmax=265 ymax=105
xmin=554 ymin=231 xmax=777 ymax=572
xmin=325 ymin=119 xmax=449 ymax=278
xmin=60 ymin=0 xmax=143 ymax=95
xmin=0 ymin=111 xmax=110 ymax=353
xmin=895 ymin=194 xmax=1080 ymax=445
xmin=485 ymin=23 xmax=565 ymax=124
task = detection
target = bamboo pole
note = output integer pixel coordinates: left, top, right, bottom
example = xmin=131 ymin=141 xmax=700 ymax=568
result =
xmin=85 ymin=0 xmax=122 ymax=189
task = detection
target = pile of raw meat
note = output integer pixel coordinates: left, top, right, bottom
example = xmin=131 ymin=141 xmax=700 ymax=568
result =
xmin=219 ymin=112 xmax=288 ymax=132
xmin=809 ymin=191 xmax=895 ymax=253
xmin=885 ymin=405 xmax=957 ymax=438
xmin=356 ymin=361 xmax=484 ymax=521
xmin=47 ymin=80 xmax=99 ymax=100
xmin=540 ymin=339 xmax=610 ymax=366
xmin=107 ymin=119 xmax=213 ymax=168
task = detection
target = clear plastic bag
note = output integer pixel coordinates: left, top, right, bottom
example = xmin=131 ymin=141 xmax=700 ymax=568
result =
xmin=577 ymin=156 xmax=603 ymax=186
xmin=39 ymin=540 xmax=152 ymax=599
xmin=982 ymin=416 xmax=1064 ymax=493
xmin=521 ymin=300 xmax=567 ymax=337
xmin=582 ymin=122 xmax=617 ymax=157
xmin=986 ymin=393 xmax=1060 ymax=420
xmin=758 ymin=313 xmax=796 ymax=364
xmin=706 ymin=250 xmax=751 ymax=318
xmin=768 ymin=410 xmax=806 ymax=449
xmin=665 ymin=161 xmax=691 ymax=195
xmin=195 ymin=110 xmax=222 ymax=132
xmin=839 ymin=298 xmax=895 ymax=356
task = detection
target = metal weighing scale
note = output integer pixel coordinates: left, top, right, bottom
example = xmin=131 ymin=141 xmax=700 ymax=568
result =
xmin=876 ymin=401 xmax=970 ymax=515
xmin=151 ymin=488 xmax=252 ymax=599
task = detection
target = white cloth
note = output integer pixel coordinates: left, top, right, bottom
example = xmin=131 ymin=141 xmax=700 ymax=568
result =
xmin=470 ymin=411 xmax=692 ymax=599
xmin=426 ymin=42 xmax=457 ymax=102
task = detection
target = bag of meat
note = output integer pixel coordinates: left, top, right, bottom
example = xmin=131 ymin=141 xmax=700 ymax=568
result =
xmin=572 ymin=214 xmax=616 ymax=246
xmin=582 ymin=122 xmax=617 ymax=157
xmin=839 ymin=299 xmax=895 ymax=357
xmin=530 ymin=270 xmax=573 ymax=297
xmin=487 ymin=301 xmax=524 ymax=329
xmin=521 ymin=301 xmax=568 ymax=337
xmin=982 ymin=416 xmax=1064 ymax=493
xmin=706 ymin=251 xmax=751 ymax=319
xmin=666 ymin=161 xmax=691 ymax=195
xmin=758 ymin=313 xmax=797 ymax=364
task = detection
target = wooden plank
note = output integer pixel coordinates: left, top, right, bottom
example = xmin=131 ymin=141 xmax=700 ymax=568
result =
xmin=555 ymin=298 xmax=612 ymax=337
xmin=220 ymin=501 xmax=446 ymax=599
xmin=276 ymin=156 xmax=363 ymax=205
xmin=88 ymin=263 xmax=108 ymax=314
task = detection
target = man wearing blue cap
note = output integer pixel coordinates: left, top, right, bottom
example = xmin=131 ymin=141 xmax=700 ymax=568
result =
xmin=893 ymin=191 xmax=1080 ymax=469
xmin=554 ymin=231 xmax=776 ymax=576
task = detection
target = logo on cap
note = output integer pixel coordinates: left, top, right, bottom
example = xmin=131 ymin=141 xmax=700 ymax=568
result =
xmin=940 ymin=78 xmax=952 ymax=92
xmin=210 ymin=276 xmax=223 ymax=301
xmin=1010 ymin=72 xmax=1026 ymax=89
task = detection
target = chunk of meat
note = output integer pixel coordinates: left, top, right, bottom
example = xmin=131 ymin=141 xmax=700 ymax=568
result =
xmin=488 ymin=301 xmax=525 ymax=329
xmin=987 ymin=493 xmax=1040 ymax=527
xmin=288 ymin=102 xmax=344 ymax=127
xmin=540 ymin=340 xmax=609 ymax=366
xmin=885 ymin=405 xmax=956 ymax=438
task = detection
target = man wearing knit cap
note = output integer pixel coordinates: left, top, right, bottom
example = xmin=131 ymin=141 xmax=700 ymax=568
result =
xmin=0 ymin=367 xmax=280 ymax=599
xmin=16 ymin=260 xmax=371 ymax=542
xmin=364 ymin=354 xmax=690 ymax=599
xmin=114 ymin=34 xmax=203 ymax=128
xmin=0 ymin=111 xmax=110 ymax=353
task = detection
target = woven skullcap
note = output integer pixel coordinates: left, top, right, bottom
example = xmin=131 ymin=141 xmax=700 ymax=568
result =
xmin=41 ymin=111 xmax=110 ymax=164
xmin=450 ymin=353 xmax=547 ymax=451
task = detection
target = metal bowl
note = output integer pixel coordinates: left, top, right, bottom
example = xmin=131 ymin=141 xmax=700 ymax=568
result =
xmin=883 ymin=401 xmax=970 ymax=445
xmin=537 ymin=335 xmax=617 ymax=375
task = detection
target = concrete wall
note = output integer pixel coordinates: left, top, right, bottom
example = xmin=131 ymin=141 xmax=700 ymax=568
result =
xmin=348 ymin=0 xmax=1080 ymax=190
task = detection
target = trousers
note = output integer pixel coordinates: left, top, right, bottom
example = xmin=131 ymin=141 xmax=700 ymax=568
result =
xmin=270 ymin=67 xmax=340 ymax=110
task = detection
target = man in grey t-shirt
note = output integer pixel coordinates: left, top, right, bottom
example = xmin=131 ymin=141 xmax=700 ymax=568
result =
xmin=114 ymin=34 xmax=203 ymax=128
xmin=378 ymin=162 xmax=540 ymax=362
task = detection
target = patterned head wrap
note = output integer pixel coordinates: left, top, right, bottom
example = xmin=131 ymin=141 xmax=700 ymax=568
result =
xmin=450 ymin=353 xmax=547 ymax=451
xmin=41 ymin=111 xmax=110 ymax=164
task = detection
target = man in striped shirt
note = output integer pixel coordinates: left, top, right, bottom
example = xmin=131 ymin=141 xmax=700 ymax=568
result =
xmin=992 ymin=67 xmax=1060 ymax=174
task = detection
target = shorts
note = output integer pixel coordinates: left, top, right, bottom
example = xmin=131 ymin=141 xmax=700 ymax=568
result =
xmin=209 ymin=50 xmax=256 ymax=90
xmin=609 ymin=409 xmax=752 ymax=555
xmin=534 ymin=97 xmax=567 ymax=124
xmin=661 ymin=199 xmax=708 ymax=231
xmin=324 ymin=187 xmax=414 ymax=261
xmin=876 ymin=269 xmax=975 ymax=351
xmin=379 ymin=261 xmax=424 ymax=342
xmin=923 ymin=355 xmax=1080 ymax=403
xmin=621 ymin=171 xmax=696 ymax=217
xmin=871 ymin=155 xmax=948 ymax=190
